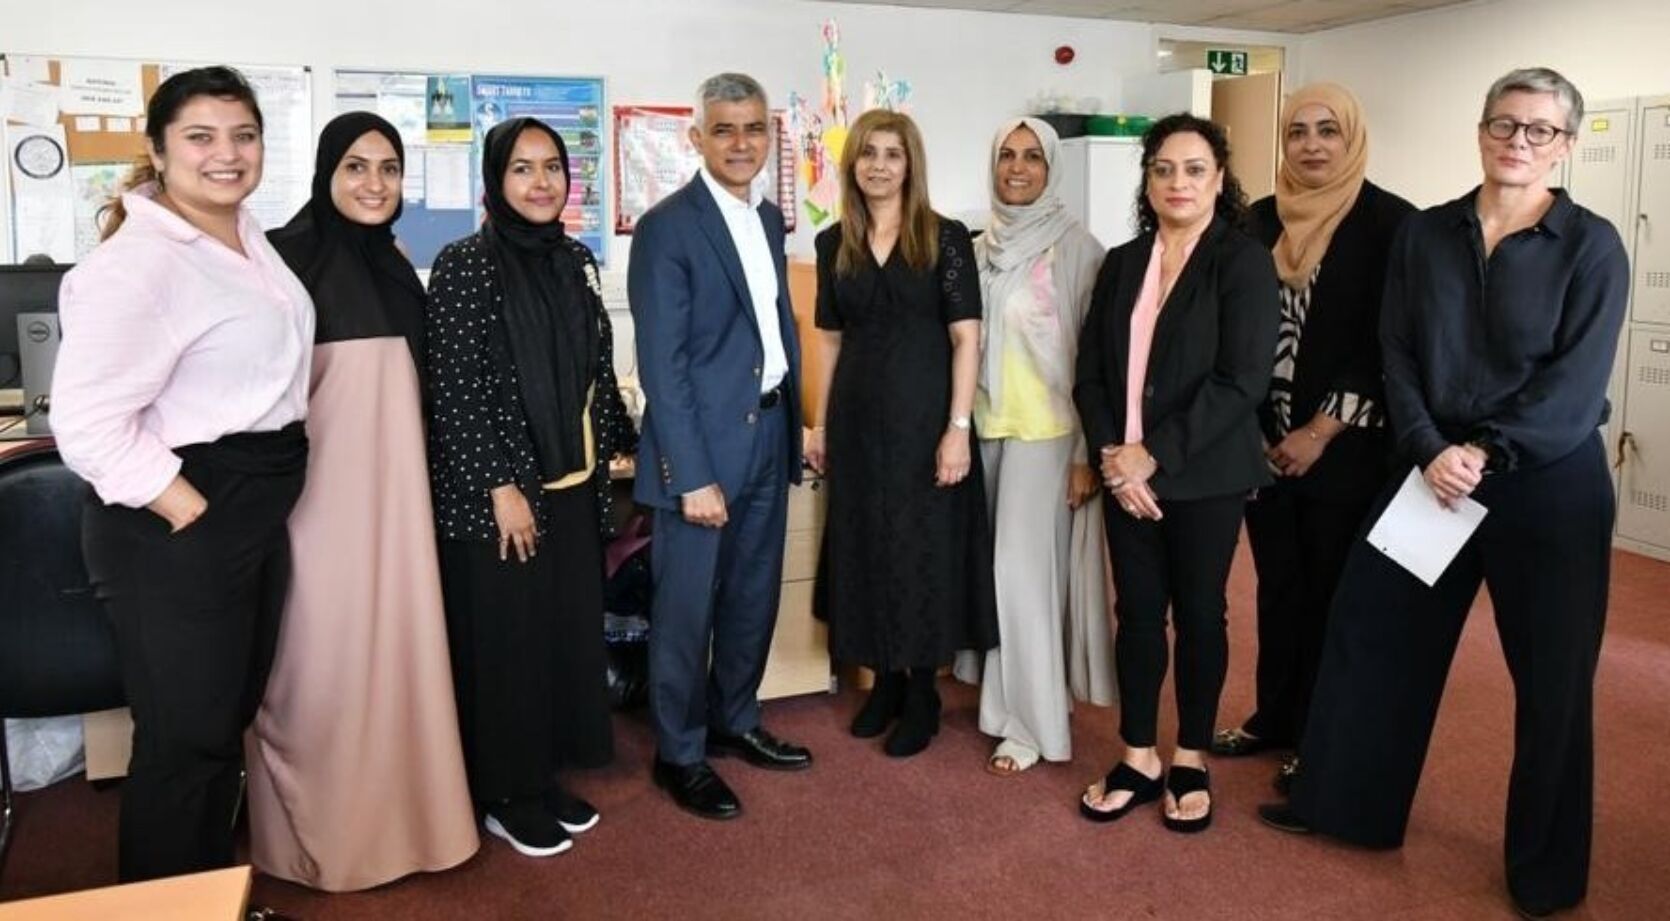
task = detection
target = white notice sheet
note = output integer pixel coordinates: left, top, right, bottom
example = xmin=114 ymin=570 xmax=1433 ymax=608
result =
xmin=1365 ymin=467 xmax=1488 ymax=588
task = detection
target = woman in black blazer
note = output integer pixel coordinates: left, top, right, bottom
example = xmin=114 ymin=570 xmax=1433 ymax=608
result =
xmin=1210 ymin=85 xmax=1415 ymax=795
xmin=1073 ymin=113 xmax=1279 ymax=833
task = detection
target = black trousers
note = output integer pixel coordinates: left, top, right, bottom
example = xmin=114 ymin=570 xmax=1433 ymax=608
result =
xmin=1104 ymin=491 xmax=1246 ymax=751
xmin=440 ymin=483 xmax=613 ymax=804
xmin=81 ymin=427 xmax=306 ymax=883
xmin=1241 ymin=472 xmax=1382 ymax=745
xmin=1292 ymin=435 xmax=1612 ymax=914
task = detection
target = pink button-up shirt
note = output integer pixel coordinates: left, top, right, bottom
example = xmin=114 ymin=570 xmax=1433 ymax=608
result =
xmin=52 ymin=185 xmax=314 ymax=507
xmin=1124 ymin=234 xmax=1198 ymax=444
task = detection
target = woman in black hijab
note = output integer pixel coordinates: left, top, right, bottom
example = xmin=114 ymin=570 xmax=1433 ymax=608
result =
xmin=425 ymin=116 xmax=634 ymax=858
xmin=248 ymin=112 xmax=479 ymax=890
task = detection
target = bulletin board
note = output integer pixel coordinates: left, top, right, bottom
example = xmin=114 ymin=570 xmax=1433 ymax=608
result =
xmin=0 ymin=53 xmax=312 ymax=263
xmin=335 ymin=69 xmax=608 ymax=270
xmin=613 ymin=105 xmax=797 ymax=234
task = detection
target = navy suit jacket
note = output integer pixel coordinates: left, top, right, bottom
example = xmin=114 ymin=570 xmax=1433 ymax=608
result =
xmin=628 ymin=174 xmax=804 ymax=509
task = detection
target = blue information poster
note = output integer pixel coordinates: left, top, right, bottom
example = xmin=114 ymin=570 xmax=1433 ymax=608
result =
xmin=335 ymin=70 xmax=607 ymax=270
xmin=472 ymin=75 xmax=607 ymax=263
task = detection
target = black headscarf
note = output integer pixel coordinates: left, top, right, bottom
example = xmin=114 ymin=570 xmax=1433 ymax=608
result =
xmin=480 ymin=116 xmax=600 ymax=483
xmin=269 ymin=112 xmax=427 ymax=370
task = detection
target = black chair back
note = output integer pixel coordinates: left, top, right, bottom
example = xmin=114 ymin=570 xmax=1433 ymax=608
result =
xmin=0 ymin=444 xmax=124 ymax=717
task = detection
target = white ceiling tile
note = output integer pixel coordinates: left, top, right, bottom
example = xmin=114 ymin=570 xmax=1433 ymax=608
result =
xmin=813 ymin=0 xmax=1470 ymax=33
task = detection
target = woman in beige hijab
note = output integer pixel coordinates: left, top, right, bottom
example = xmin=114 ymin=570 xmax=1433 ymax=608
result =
xmin=1209 ymin=84 xmax=1415 ymax=793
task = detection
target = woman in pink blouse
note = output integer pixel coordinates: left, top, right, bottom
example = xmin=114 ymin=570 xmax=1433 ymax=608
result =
xmin=51 ymin=66 xmax=313 ymax=882
xmin=1072 ymin=114 xmax=1279 ymax=833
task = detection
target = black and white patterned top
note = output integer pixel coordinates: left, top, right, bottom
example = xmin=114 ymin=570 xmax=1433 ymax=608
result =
xmin=424 ymin=232 xmax=636 ymax=543
xmin=1268 ymin=262 xmax=1381 ymax=438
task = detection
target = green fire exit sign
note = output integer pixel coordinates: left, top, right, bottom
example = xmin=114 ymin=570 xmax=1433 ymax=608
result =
xmin=1207 ymin=49 xmax=1249 ymax=76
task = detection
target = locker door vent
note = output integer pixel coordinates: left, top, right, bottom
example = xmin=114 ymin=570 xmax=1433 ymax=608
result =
xmin=1655 ymin=143 xmax=1670 ymax=160
xmin=1646 ymin=271 xmax=1670 ymax=289
xmin=1638 ymin=364 xmax=1670 ymax=386
xmin=1580 ymin=146 xmax=1617 ymax=163
xmin=1631 ymin=490 xmax=1669 ymax=513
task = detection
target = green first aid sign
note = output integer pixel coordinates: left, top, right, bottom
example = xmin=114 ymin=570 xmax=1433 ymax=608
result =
xmin=1207 ymin=49 xmax=1249 ymax=76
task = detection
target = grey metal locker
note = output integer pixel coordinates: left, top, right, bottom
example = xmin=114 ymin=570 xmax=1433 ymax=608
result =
xmin=1632 ymin=102 xmax=1670 ymax=326
xmin=1569 ymin=101 xmax=1638 ymax=238
xmin=1617 ymin=328 xmax=1670 ymax=553
xmin=1566 ymin=99 xmax=1639 ymax=480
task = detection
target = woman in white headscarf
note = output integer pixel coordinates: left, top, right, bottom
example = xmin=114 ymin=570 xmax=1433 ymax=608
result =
xmin=953 ymin=117 xmax=1113 ymax=775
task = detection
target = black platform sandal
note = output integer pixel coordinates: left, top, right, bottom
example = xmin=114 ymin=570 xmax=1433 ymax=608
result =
xmin=1078 ymin=762 xmax=1163 ymax=823
xmin=1161 ymin=766 xmax=1213 ymax=834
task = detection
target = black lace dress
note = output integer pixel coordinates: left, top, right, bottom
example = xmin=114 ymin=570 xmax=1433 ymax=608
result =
xmin=812 ymin=218 xmax=999 ymax=671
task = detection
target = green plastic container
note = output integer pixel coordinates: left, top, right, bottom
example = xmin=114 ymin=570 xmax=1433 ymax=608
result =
xmin=1087 ymin=114 xmax=1153 ymax=137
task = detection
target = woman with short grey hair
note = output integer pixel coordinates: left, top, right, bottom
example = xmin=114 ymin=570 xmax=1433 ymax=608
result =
xmin=1258 ymin=66 xmax=1626 ymax=920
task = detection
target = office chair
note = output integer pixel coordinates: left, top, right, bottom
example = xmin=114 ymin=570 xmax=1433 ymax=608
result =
xmin=0 ymin=441 xmax=125 ymax=871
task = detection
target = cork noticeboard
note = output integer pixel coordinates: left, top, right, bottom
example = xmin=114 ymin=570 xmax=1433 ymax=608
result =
xmin=28 ymin=58 xmax=164 ymax=165
xmin=2 ymin=53 xmax=313 ymax=262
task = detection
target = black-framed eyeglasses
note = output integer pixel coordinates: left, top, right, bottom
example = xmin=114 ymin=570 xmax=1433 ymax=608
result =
xmin=1480 ymin=117 xmax=1567 ymax=147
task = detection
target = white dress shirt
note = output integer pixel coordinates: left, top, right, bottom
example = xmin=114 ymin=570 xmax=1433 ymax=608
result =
xmin=698 ymin=166 xmax=787 ymax=393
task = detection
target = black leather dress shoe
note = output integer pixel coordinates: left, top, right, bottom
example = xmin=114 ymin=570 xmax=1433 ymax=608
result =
xmin=1211 ymin=727 xmax=1282 ymax=757
xmin=708 ymin=727 xmax=813 ymax=771
xmin=1257 ymin=802 xmax=1312 ymax=834
xmin=653 ymin=759 xmax=742 ymax=820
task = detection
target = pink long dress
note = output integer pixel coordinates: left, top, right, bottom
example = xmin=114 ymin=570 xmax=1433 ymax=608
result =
xmin=246 ymin=336 xmax=479 ymax=891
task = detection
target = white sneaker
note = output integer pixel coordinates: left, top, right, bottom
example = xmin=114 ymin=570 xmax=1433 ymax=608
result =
xmin=484 ymin=807 xmax=573 ymax=857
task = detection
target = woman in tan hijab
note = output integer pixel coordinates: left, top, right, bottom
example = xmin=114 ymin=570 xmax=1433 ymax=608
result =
xmin=1209 ymin=84 xmax=1415 ymax=793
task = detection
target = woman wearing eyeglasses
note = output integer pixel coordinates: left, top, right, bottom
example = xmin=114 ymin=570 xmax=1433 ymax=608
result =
xmin=1073 ymin=113 xmax=1279 ymax=833
xmin=1258 ymin=68 xmax=1628 ymax=921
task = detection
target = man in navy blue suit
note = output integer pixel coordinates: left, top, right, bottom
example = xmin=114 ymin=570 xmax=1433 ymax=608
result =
xmin=629 ymin=72 xmax=810 ymax=820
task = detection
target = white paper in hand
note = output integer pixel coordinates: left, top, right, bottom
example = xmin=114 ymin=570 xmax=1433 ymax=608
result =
xmin=1365 ymin=467 xmax=1488 ymax=587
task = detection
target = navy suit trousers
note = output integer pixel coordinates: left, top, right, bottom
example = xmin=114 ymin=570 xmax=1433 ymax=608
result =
xmin=648 ymin=400 xmax=790 ymax=765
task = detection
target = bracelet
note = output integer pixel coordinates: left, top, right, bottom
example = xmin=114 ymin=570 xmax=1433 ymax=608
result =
xmin=948 ymin=415 xmax=972 ymax=431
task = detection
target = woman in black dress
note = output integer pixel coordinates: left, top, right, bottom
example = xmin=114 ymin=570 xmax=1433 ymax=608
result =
xmin=425 ymin=116 xmax=634 ymax=858
xmin=805 ymin=109 xmax=997 ymax=759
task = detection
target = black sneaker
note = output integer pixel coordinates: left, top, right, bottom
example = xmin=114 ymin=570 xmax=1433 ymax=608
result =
xmin=544 ymin=785 xmax=601 ymax=834
xmin=484 ymin=799 xmax=573 ymax=857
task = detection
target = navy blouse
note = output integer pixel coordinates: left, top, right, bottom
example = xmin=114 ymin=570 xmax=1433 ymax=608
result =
xmin=1379 ymin=188 xmax=1629 ymax=473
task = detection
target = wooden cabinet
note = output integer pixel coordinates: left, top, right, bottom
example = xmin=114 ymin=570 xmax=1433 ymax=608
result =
xmin=788 ymin=259 xmax=830 ymax=427
xmin=758 ymin=476 xmax=831 ymax=699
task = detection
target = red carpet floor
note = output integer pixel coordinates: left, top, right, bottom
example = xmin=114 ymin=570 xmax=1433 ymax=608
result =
xmin=4 ymin=544 xmax=1668 ymax=919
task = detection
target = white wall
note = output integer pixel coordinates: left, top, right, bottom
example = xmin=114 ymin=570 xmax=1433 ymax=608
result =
xmin=1295 ymin=0 xmax=1670 ymax=208
xmin=7 ymin=0 xmax=1289 ymax=261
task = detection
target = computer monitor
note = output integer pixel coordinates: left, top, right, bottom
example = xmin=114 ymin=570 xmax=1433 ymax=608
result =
xmin=0 ymin=262 xmax=70 ymax=390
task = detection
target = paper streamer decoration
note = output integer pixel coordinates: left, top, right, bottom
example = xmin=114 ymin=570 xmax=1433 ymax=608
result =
xmin=862 ymin=71 xmax=912 ymax=113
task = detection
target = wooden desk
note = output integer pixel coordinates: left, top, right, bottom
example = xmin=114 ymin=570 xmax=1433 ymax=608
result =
xmin=0 ymin=866 xmax=250 ymax=921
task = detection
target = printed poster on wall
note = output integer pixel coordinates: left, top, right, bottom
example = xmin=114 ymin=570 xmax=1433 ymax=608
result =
xmin=613 ymin=105 xmax=795 ymax=234
xmin=472 ymin=75 xmax=606 ymax=262
xmin=425 ymin=75 xmax=472 ymax=144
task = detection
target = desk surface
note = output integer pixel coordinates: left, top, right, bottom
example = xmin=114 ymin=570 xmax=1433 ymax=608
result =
xmin=0 ymin=866 xmax=251 ymax=921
